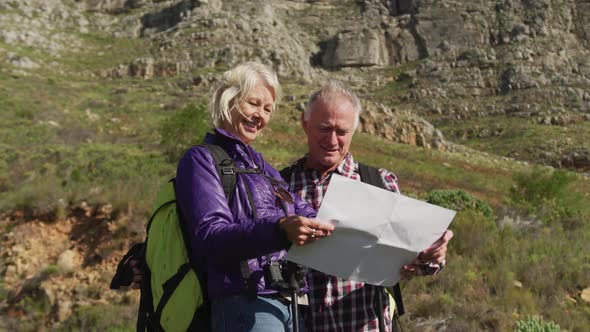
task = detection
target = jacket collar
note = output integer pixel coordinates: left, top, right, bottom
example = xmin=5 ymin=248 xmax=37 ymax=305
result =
xmin=205 ymin=128 xmax=262 ymax=169
xmin=290 ymin=153 xmax=357 ymax=180
xmin=212 ymin=127 xmax=246 ymax=146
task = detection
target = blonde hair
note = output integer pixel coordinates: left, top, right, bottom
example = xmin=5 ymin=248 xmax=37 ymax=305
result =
xmin=210 ymin=62 xmax=282 ymax=127
xmin=304 ymin=81 xmax=362 ymax=129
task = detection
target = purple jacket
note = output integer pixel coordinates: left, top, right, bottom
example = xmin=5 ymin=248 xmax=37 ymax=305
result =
xmin=176 ymin=128 xmax=316 ymax=298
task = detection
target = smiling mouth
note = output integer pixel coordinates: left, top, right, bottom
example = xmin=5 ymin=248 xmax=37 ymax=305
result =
xmin=243 ymin=118 xmax=259 ymax=127
xmin=243 ymin=119 xmax=259 ymax=131
xmin=321 ymin=147 xmax=338 ymax=154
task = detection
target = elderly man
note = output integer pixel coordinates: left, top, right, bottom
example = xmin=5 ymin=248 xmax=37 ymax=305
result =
xmin=280 ymin=82 xmax=453 ymax=332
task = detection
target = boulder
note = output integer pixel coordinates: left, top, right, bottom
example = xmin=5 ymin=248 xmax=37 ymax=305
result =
xmin=561 ymin=151 xmax=590 ymax=171
xmin=6 ymin=53 xmax=40 ymax=69
xmin=140 ymin=0 xmax=201 ymax=35
xmin=360 ymin=101 xmax=448 ymax=150
xmin=384 ymin=0 xmax=418 ymax=16
xmin=57 ymin=250 xmax=81 ymax=273
xmin=322 ymin=28 xmax=388 ymax=68
xmin=413 ymin=3 xmax=489 ymax=55
xmin=56 ymin=300 xmax=73 ymax=322
xmin=384 ymin=25 xmax=422 ymax=63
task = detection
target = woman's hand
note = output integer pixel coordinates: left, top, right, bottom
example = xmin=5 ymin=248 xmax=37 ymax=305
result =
xmin=279 ymin=216 xmax=334 ymax=246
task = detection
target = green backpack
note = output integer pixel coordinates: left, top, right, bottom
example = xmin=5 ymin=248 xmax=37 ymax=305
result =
xmin=111 ymin=142 xmax=260 ymax=331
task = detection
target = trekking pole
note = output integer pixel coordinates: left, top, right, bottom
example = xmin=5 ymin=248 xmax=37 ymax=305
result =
xmin=288 ymin=271 xmax=300 ymax=332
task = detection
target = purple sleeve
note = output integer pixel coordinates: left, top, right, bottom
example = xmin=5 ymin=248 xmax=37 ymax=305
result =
xmin=293 ymin=192 xmax=317 ymax=218
xmin=175 ymin=146 xmax=291 ymax=263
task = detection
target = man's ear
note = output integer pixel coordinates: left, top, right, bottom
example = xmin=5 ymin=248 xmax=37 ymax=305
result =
xmin=301 ymin=113 xmax=309 ymax=134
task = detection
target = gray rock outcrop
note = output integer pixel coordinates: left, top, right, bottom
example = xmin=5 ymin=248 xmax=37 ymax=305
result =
xmin=360 ymin=101 xmax=449 ymax=150
xmin=322 ymin=28 xmax=389 ymax=68
xmin=1 ymin=0 xmax=588 ymax=171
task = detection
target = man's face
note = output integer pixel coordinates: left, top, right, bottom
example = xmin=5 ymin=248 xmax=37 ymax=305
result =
xmin=302 ymin=96 xmax=357 ymax=173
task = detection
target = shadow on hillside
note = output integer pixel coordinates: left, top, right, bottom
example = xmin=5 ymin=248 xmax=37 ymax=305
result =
xmin=69 ymin=205 xmax=116 ymax=267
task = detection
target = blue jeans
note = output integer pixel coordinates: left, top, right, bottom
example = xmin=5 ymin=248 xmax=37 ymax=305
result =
xmin=211 ymin=295 xmax=305 ymax=332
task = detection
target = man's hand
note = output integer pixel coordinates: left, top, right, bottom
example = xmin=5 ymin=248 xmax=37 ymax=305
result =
xmin=279 ymin=216 xmax=334 ymax=246
xmin=400 ymin=229 xmax=453 ymax=281
xmin=129 ymin=259 xmax=142 ymax=289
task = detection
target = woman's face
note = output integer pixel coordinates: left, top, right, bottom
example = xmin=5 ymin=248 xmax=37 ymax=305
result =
xmin=225 ymin=83 xmax=275 ymax=145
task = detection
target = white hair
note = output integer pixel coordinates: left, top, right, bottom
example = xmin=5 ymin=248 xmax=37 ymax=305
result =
xmin=304 ymin=81 xmax=362 ymax=129
xmin=210 ymin=62 xmax=282 ymax=127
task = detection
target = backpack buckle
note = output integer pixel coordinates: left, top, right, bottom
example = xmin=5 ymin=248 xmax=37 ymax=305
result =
xmin=222 ymin=166 xmax=234 ymax=175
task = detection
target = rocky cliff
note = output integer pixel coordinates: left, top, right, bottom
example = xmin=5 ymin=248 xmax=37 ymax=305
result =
xmin=3 ymin=0 xmax=588 ymax=169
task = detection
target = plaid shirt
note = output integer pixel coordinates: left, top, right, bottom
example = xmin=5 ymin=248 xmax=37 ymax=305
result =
xmin=283 ymin=153 xmax=399 ymax=332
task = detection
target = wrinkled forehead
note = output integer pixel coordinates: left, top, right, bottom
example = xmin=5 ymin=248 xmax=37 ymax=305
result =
xmin=314 ymin=100 xmax=356 ymax=130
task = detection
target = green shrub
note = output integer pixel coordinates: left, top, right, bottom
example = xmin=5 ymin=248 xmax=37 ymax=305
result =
xmin=514 ymin=316 xmax=560 ymax=332
xmin=0 ymin=144 xmax=173 ymax=215
xmin=159 ymin=103 xmax=211 ymax=162
xmin=448 ymin=209 xmax=498 ymax=258
xmin=515 ymin=224 xmax=590 ymax=297
xmin=42 ymin=264 xmax=61 ymax=276
xmin=510 ymin=167 xmax=573 ymax=209
xmin=509 ymin=167 xmax=585 ymax=228
xmin=426 ymin=189 xmax=494 ymax=219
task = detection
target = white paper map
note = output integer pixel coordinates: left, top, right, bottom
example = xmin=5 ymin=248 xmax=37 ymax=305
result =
xmin=287 ymin=174 xmax=456 ymax=286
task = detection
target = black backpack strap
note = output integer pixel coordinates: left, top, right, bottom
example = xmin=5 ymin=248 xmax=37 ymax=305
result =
xmin=358 ymin=163 xmax=405 ymax=317
xmin=138 ymin=244 xmax=160 ymax=332
xmin=200 ymin=142 xmax=261 ymax=220
xmin=201 ymin=142 xmax=237 ymax=202
xmin=110 ymin=242 xmax=145 ymax=290
xmin=154 ymin=263 xmax=192 ymax=319
xmin=358 ymin=163 xmax=383 ymax=191
xmin=200 ymin=142 xmax=262 ymax=300
xmin=201 ymin=142 xmax=260 ymax=201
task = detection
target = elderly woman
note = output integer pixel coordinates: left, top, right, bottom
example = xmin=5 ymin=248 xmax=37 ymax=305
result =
xmin=175 ymin=62 xmax=333 ymax=332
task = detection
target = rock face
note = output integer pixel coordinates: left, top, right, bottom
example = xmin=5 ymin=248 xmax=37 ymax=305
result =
xmin=81 ymin=0 xmax=141 ymax=13
xmin=140 ymin=0 xmax=212 ymax=35
xmin=322 ymin=28 xmax=389 ymax=68
xmin=360 ymin=101 xmax=449 ymax=150
xmin=108 ymin=57 xmax=182 ymax=79
xmin=0 ymin=204 xmax=139 ymax=325
xmin=3 ymin=0 xmax=587 ymax=169
xmin=94 ymin=0 xmax=315 ymax=80
xmin=0 ymin=0 xmax=87 ymax=56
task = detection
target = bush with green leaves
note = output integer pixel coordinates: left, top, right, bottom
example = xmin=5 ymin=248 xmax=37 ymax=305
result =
xmin=159 ymin=103 xmax=211 ymax=162
xmin=426 ymin=189 xmax=493 ymax=219
xmin=514 ymin=316 xmax=560 ymax=332
xmin=509 ymin=167 xmax=585 ymax=228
